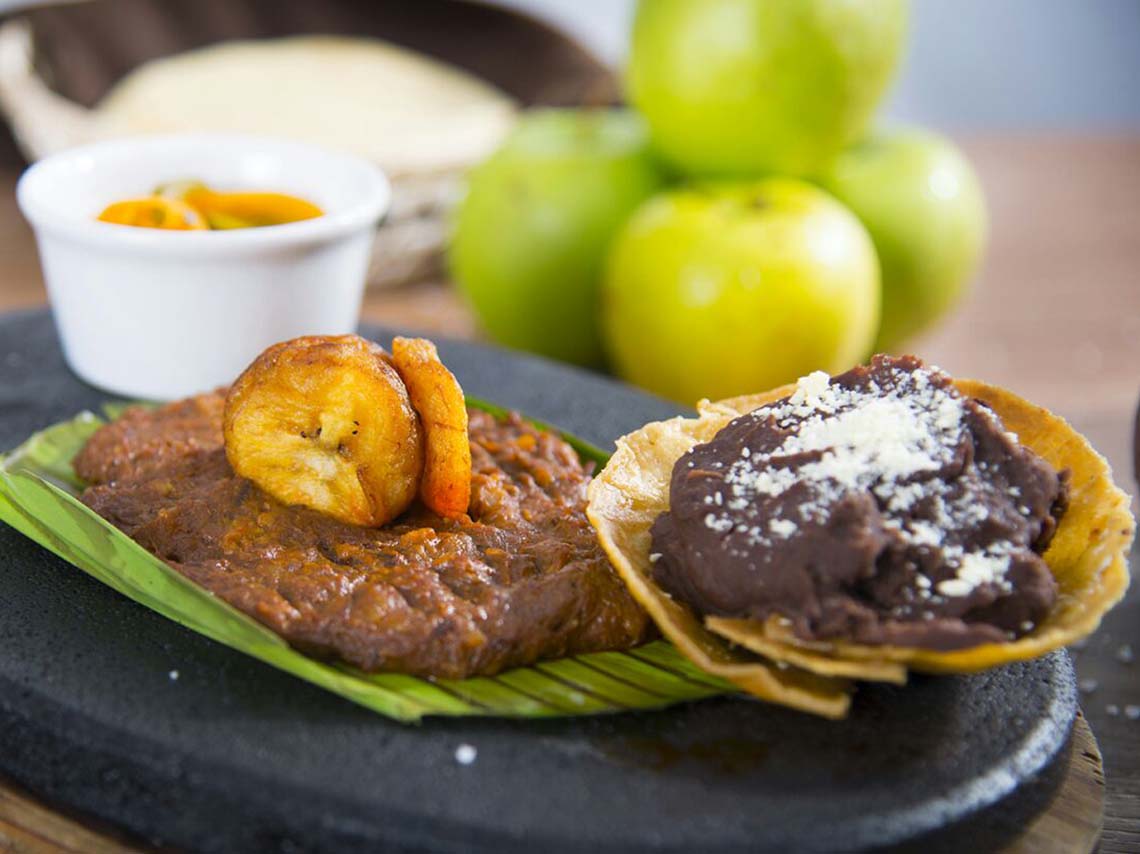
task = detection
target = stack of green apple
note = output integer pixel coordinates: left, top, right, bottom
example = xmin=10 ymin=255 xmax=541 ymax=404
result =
xmin=450 ymin=0 xmax=987 ymax=403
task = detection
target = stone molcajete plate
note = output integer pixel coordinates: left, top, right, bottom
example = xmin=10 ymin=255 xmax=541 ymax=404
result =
xmin=0 ymin=309 xmax=1076 ymax=853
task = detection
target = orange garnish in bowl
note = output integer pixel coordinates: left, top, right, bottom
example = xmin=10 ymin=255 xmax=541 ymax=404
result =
xmin=96 ymin=182 xmax=323 ymax=231
xmin=182 ymin=187 xmax=324 ymax=229
xmin=97 ymin=197 xmax=207 ymax=230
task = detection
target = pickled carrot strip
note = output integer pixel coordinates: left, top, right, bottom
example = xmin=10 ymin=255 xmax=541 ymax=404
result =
xmin=97 ymin=197 xmax=207 ymax=230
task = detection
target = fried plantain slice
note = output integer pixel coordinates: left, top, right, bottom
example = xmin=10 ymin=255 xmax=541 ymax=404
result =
xmin=390 ymin=336 xmax=472 ymax=519
xmin=224 ymin=335 xmax=424 ymax=526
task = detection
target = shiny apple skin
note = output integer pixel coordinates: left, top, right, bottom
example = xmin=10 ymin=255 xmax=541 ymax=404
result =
xmin=602 ymin=179 xmax=881 ymax=402
xmin=821 ymin=128 xmax=988 ymax=350
xmin=450 ymin=109 xmax=667 ymax=367
xmin=628 ymin=0 xmax=909 ymax=178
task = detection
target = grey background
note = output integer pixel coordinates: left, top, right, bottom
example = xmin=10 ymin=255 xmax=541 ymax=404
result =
xmin=499 ymin=0 xmax=1140 ymax=130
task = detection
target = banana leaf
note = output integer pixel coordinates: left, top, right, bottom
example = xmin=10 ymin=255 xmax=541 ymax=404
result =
xmin=0 ymin=403 xmax=734 ymax=722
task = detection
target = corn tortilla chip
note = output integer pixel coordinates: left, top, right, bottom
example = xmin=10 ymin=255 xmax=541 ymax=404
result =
xmin=587 ymin=415 xmax=852 ymax=720
xmin=705 ymin=616 xmax=907 ymax=684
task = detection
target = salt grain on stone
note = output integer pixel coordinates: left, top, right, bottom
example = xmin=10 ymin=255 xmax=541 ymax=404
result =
xmin=455 ymin=744 xmax=477 ymax=765
xmin=1078 ymin=678 xmax=1098 ymax=695
xmin=1116 ymin=644 xmax=1133 ymax=664
xmin=1124 ymin=705 xmax=1140 ymax=720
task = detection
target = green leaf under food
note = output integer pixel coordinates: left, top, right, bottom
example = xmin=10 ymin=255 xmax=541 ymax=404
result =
xmin=0 ymin=403 xmax=733 ymax=722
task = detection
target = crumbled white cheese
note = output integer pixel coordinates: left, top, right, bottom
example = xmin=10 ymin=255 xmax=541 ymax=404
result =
xmin=931 ymin=548 xmax=1013 ymax=599
xmin=726 ymin=464 xmax=797 ymax=498
xmin=706 ymin=365 xmax=966 ymax=547
xmin=769 ymin=518 xmax=797 ymax=538
xmin=880 ymin=480 xmax=929 ymax=512
xmin=960 ymin=550 xmax=1010 ymax=583
xmin=704 ymin=513 xmax=734 ymax=533
xmin=936 ymin=578 xmax=974 ymax=597
xmin=697 ymin=361 xmax=1026 ymax=604
xmin=906 ymin=521 xmax=944 ymax=548
xmin=791 ymin=370 xmax=831 ymax=403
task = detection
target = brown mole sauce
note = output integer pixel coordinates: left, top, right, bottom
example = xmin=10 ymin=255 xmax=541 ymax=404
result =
xmin=75 ymin=394 xmax=649 ymax=678
xmin=650 ymin=355 xmax=1067 ymax=651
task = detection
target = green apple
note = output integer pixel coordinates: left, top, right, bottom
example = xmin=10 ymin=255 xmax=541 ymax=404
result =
xmin=449 ymin=109 xmax=666 ymax=367
xmin=821 ymin=127 xmax=987 ymax=350
xmin=627 ymin=0 xmax=908 ymax=178
xmin=601 ymin=179 xmax=880 ymax=402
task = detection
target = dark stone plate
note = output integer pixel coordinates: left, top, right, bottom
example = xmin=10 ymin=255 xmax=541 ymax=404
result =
xmin=0 ymin=309 xmax=1076 ymax=853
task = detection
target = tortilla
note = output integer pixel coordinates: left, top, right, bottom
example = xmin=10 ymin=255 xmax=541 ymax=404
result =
xmin=588 ymin=377 xmax=1133 ymax=699
xmin=93 ymin=36 xmax=516 ymax=177
xmin=705 ymin=616 xmax=908 ymax=684
xmin=587 ymin=413 xmax=852 ymax=720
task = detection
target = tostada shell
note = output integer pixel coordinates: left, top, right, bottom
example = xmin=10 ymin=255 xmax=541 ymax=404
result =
xmin=587 ymin=377 xmax=1133 ymax=699
xmin=586 ymin=406 xmax=853 ymax=719
xmin=703 ymin=615 xmax=908 ymax=684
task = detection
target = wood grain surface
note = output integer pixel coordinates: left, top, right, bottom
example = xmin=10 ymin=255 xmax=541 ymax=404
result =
xmin=0 ymin=135 xmax=1137 ymax=852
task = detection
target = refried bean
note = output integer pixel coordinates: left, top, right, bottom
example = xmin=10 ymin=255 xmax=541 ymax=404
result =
xmin=651 ymin=356 xmax=1066 ymax=651
xmin=76 ymin=395 xmax=650 ymax=678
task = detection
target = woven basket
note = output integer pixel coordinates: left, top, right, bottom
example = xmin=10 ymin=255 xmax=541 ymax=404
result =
xmin=0 ymin=0 xmax=618 ymax=287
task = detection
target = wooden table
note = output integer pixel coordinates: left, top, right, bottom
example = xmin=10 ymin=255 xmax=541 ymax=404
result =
xmin=1 ymin=134 xmax=1137 ymax=852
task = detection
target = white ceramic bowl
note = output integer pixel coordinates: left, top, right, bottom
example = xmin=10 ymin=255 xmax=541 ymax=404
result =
xmin=17 ymin=133 xmax=390 ymax=400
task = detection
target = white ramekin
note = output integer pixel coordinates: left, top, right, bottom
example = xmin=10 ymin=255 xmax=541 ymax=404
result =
xmin=17 ymin=133 xmax=390 ymax=400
